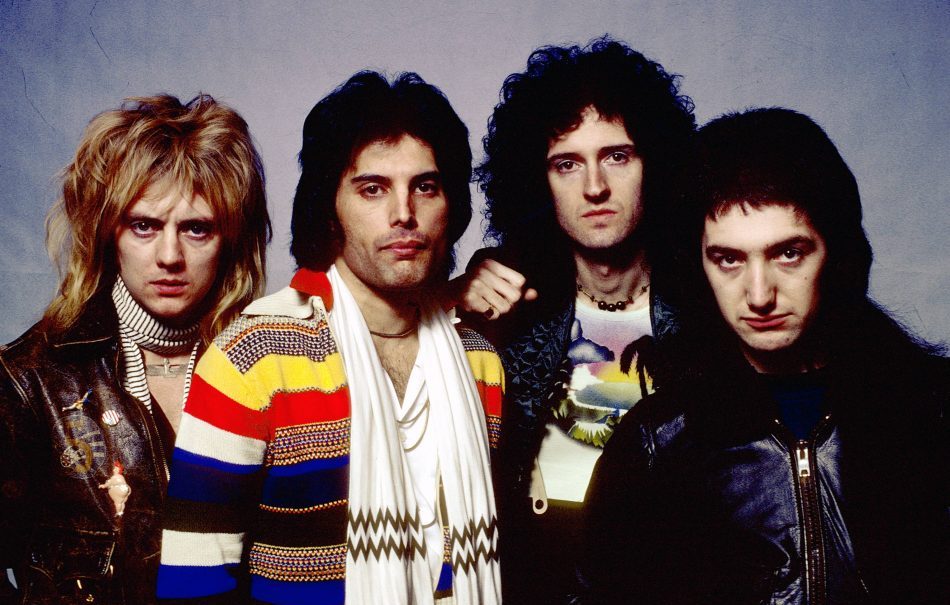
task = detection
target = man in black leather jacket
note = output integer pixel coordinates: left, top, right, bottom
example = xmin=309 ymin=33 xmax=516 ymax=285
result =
xmin=0 ymin=95 xmax=270 ymax=604
xmin=451 ymin=36 xmax=695 ymax=604
xmin=584 ymin=108 xmax=948 ymax=604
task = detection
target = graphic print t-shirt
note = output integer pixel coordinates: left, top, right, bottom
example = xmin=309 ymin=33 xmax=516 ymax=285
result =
xmin=537 ymin=302 xmax=655 ymax=502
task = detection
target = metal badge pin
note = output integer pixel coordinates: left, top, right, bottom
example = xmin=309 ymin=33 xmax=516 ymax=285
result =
xmin=62 ymin=388 xmax=93 ymax=412
xmin=101 ymin=409 xmax=121 ymax=426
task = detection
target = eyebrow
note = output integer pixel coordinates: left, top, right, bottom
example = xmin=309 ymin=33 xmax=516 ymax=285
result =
xmin=704 ymin=236 xmax=818 ymax=258
xmin=125 ymin=212 xmax=159 ymax=222
xmin=351 ymin=170 xmax=441 ymax=186
xmin=124 ymin=211 xmax=214 ymax=223
xmin=704 ymin=244 xmax=741 ymax=259
xmin=351 ymin=174 xmax=392 ymax=186
xmin=410 ymin=171 xmax=441 ymax=184
xmin=763 ymin=236 xmax=818 ymax=257
xmin=547 ymin=144 xmax=637 ymax=162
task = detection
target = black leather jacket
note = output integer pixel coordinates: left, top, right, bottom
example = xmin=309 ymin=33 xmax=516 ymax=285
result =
xmin=0 ymin=304 xmax=169 ymax=604
xmin=583 ymin=352 xmax=949 ymax=605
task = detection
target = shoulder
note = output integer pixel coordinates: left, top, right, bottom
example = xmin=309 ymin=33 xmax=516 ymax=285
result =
xmin=206 ymin=291 xmax=337 ymax=377
xmin=1 ymin=322 xmax=50 ymax=368
xmin=1 ymin=320 xmax=113 ymax=386
xmin=456 ymin=324 xmax=504 ymax=386
xmin=241 ymin=285 xmax=328 ymax=319
xmin=455 ymin=324 xmax=496 ymax=354
xmin=897 ymin=353 xmax=950 ymax=417
xmin=608 ymin=389 xmax=690 ymax=463
xmin=0 ymin=324 xmax=47 ymax=406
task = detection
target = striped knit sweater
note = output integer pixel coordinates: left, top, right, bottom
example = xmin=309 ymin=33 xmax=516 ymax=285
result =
xmin=157 ymin=270 xmax=503 ymax=604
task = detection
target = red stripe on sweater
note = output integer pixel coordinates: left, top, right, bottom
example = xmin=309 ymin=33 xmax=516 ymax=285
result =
xmin=185 ymin=375 xmax=270 ymax=440
xmin=269 ymin=387 xmax=351 ymax=427
xmin=475 ymin=382 xmax=503 ymax=417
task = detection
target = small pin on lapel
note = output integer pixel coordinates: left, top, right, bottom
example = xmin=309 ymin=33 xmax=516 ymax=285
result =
xmin=62 ymin=388 xmax=93 ymax=412
xmin=101 ymin=409 xmax=121 ymax=426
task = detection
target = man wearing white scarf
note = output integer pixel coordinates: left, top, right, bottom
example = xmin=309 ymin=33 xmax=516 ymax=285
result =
xmin=159 ymin=71 xmax=502 ymax=605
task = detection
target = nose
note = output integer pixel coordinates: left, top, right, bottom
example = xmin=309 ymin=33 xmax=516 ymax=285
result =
xmin=583 ymin=165 xmax=610 ymax=203
xmin=389 ymin=189 xmax=417 ymax=228
xmin=156 ymin=230 xmax=185 ymax=269
xmin=745 ymin=261 xmax=776 ymax=313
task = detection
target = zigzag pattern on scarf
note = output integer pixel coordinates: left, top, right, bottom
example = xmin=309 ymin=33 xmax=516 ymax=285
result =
xmin=347 ymin=508 xmax=427 ymax=561
xmin=449 ymin=515 xmax=500 ymax=572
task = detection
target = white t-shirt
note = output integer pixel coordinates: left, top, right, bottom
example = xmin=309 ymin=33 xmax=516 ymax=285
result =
xmin=536 ymin=302 xmax=655 ymax=502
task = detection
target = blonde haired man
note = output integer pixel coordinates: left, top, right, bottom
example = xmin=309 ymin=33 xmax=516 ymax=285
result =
xmin=0 ymin=94 xmax=270 ymax=604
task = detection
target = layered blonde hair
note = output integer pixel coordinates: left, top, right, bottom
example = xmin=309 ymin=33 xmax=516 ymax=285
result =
xmin=44 ymin=94 xmax=270 ymax=344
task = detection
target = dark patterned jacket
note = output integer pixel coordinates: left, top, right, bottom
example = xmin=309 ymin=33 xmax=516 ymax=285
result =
xmin=0 ymin=301 xmax=169 ymax=605
xmin=483 ymin=286 xmax=677 ymax=605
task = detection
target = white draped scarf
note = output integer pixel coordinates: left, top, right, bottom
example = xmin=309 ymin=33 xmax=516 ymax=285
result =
xmin=326 ymin=265 xmax=501 ymax=605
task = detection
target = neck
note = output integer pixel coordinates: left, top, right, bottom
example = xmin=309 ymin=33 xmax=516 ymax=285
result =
xmin=744 ymin=343 xmax=828 ymax=375
xmin=573 ymin=247 xmax=650 ymax=303
xmin=334 ymin=260 xmax=422 ymax=335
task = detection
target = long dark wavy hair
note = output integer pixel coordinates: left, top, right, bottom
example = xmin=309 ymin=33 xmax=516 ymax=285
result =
xmin=291 ymin=71 xmax=472 ymax=276
xmin=476 ymin=35 xmax=695 ymax=304
xmin=670 ymin=107 xmax=943 ymax=378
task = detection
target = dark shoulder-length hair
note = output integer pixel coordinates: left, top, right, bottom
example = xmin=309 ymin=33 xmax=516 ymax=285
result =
xmin=476 ymin=35 xmax=695 ymax=301
xmin=671 ymin=107 xmax=941 ymax=373
xmin=291 ymin=71 xmax=472 ymax=275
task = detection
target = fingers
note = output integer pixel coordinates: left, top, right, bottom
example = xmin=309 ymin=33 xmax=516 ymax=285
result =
xmin=457 ymin=259 xmax=534 ymax=320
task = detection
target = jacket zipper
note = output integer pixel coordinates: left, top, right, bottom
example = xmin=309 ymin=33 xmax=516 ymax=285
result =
xmin=775 ymin=418 xmax=828 ymax=604
xmin=792 ymin=435 xmax=827 ymax=605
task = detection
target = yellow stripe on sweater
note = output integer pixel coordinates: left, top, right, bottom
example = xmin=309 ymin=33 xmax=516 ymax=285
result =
xmin=242 ymin=351 xmax=348 ymax=399
xmin=465 ymin=349 xmax=505 ymax=389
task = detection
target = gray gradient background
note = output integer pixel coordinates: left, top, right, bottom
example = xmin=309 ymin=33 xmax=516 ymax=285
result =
xmin=1 ymin=0 xmax=947 ymax=345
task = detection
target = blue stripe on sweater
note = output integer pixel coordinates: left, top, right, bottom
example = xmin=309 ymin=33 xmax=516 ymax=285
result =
xmin=251 ymin=576 xmax=344 ymax=604
xmin=167 ymin=451 xmax=258 ymax=503
xmin=173 ymin=447 xmax=260 ymax=474
xmin=261 ymin=463 xmax=347 ymax=508
xmin=156 ymin=563 xmax=238 ymax=598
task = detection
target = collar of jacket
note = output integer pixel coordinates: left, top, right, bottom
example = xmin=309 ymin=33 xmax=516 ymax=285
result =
xmin=47 ymin=290 xmax=119 ymax=352
xmin=290 ymin=268 xmax=334 ymax=311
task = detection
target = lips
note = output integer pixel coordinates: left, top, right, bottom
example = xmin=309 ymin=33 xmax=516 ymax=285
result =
xmin=151 ymin=279 xmax=188 ymax=296
xmin=381 ymin=239 xmax=427 ymax=259
xmin=743 ymin=314 xmax=789 ymax=330
xmin=582 ymin=209 xmax=617 ymax=218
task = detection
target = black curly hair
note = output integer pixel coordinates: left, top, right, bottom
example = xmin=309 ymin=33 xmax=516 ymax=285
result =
xmin=476 ymin=35 xmax=695 ymax=302
xmin=291 ymin=70 xmax=472 ymax=275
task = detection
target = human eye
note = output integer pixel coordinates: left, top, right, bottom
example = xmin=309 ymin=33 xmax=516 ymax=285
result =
xmin=777 ymin=247 xmax=804 ymax=265
xmin=720 ymin=254 xmax=741 ymax=268
xmin=128 ymin=219 xmax=158 ymax=237
xmin=605 ymin=151 xmax=630 ymax=164
xmin=550 ymin=159 xmax=579 ymax=174
xmin=182 ymin=220 xmax=215 ymax=240
xmin=415 ymin=180 xmax=441 ymax=196
xmin=359 ymin=183 xmax=386 ymax=198
xmin=709 ymin=252 xmax=742 ymax=271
